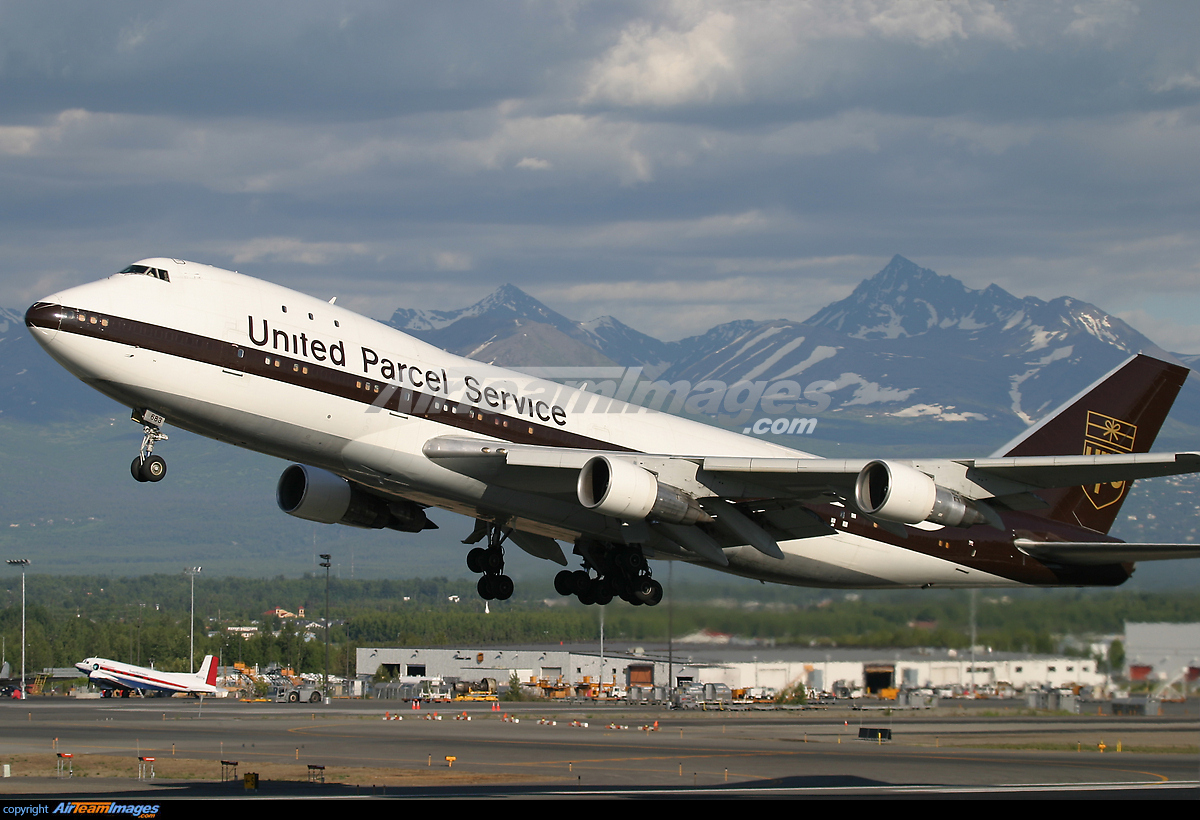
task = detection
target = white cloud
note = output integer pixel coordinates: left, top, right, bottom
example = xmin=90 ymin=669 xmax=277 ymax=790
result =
xmin=433 ymin=251 xmax=473 ymax=271
xmin=583 ymin=9 xmax=740 ymax=107
xmin=1064 ymin=0 xmax=1139 ymax=41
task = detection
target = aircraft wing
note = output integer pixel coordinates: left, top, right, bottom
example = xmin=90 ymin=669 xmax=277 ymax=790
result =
xmin=423 ymin=435 xmax=1200 ymax=503
xmin=84 ymin=668 xmax=129 ymax=690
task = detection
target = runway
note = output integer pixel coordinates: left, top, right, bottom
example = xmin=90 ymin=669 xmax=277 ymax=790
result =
xmin=0 ymin=698 xmax=1197 ymax=799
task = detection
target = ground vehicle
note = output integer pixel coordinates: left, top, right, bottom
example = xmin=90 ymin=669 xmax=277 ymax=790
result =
xmin=268 ymin=681 xmax=323 ymax=703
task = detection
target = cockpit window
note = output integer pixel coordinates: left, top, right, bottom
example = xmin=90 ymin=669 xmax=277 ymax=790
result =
xmin=119 ymin=264 xmax=170 ymax=282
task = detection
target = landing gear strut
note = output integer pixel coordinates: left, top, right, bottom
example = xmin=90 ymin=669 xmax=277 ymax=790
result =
xmin=555 ymin=542 xmax=663 ymax=606
xmin=464 ymin=521 xmax=514 ymax=601
xmin=130 ymin=409 xmax=168 ymax=483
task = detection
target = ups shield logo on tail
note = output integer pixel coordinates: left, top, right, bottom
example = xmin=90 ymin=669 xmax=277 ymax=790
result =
xmin=1082 ymin=411 xmax=1136 ymax=509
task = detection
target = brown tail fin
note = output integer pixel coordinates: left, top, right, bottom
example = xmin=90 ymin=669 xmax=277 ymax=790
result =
xmin=994 ymin=353 xmax=1189 ymax=534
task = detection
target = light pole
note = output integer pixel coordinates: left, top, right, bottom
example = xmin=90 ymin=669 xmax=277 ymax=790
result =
xmin=185 ymin=567 xmax=202 ymax=673
xmin=6 ymin=559 xmax=30 ymax=699
xmin=320 ymin=554 xmax=331 ymax=701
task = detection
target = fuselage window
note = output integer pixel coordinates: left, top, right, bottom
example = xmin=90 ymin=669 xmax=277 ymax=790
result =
xmin=282 ymin=306 xmax=287 ymax=313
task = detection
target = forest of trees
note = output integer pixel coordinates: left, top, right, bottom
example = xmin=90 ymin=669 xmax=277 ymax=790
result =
xmin=2 ymin=572 xmax=1198 ymax=678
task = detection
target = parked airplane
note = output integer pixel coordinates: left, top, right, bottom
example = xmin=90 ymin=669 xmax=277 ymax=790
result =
xmin=25 ymin=259 xmax=1200 ymax=605
xmin=75 ymin=655 xmax=219 ymax=697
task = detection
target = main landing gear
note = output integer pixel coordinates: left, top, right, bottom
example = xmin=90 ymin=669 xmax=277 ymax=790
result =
xmin=555 ymin=542 xmax=663 ymax=607
xmin=464 ymin=521 xmax=514 ymax=601
xmin=130 ymin=409 xmax=168 ymax=483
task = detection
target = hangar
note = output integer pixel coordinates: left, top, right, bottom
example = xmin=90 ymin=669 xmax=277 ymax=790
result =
xmin=357 ymin=644 xmax=1106 ymax=698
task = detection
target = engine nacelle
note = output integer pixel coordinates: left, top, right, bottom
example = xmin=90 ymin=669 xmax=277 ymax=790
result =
xmin=276 ymin=464 xmax=434 ymax=532
xmin=854 ymin=460 xmax=987 ymax=528
xmin=577 ymin=456 xmax=707 ymax=525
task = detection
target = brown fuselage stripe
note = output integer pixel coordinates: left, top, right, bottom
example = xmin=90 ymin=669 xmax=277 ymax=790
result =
xmin=27 ymin=302 xmax=631 ymax=452
xmin=26 ymin=301 xmax=1132 ymax=587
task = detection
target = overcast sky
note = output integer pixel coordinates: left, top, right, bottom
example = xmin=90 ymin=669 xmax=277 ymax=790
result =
xmin=2 ymin=1 xmax=1199 ymax=347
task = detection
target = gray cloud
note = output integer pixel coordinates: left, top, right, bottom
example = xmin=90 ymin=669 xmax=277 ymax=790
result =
xmin=1 ymin=1 xmax=1198 ymax=346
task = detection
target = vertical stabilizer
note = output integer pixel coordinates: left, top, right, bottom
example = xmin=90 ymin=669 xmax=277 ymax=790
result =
xmin=994 ymin=353 xmax=1189 ymax=534
xmin=198 ymin=655 xmax=218 ymax=687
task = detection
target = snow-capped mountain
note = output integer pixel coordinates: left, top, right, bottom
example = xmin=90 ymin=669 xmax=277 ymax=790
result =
xmin=655 ymin=255 xmax=1192 ymax=436
xmin=3 ymin=256 xmax=1196 ymax=442
xmin=388 ymin=283 xmax=673 ymax=371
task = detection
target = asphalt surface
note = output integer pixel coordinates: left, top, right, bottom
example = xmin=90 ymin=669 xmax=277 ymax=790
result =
xmin=0 ymin=697 xmax=1197 ymax=799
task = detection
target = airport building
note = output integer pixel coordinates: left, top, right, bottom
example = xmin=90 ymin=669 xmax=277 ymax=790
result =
xmin=358 ymin=644 xmax=1106 ymax=697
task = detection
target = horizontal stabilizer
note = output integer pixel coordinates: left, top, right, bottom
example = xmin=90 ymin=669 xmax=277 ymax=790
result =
xmin=1014 ymin=539 xmax=1200 ymax=565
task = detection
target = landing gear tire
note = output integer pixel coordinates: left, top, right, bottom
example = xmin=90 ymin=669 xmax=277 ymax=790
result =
xmin=477 ymin=575 xmax=495 ymax=599
xmin=142 ymin=455 xmax=166 ymax=482
xmin=634 ymin=578 xmax=663 ymax=606
xmin=478 ymin=573 xmax=513 ymax=601
xmin=466 ymin=548 xmax=487 ymax=574
xmin=494 ymin=575 xmax=514 ymax=601
xmin=131 ymin=455 xmax=167 ymax=482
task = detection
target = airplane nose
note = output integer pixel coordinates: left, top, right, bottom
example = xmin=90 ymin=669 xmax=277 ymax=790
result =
xmin=24 ymin=300 xmax=62 ymax=343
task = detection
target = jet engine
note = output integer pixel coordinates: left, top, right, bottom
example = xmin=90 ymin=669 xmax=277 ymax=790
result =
xmin=276 ymin=464 xmax=435 ymax=532
xmin=577 ymin=455 xmax=708 ymax=525
xmin=854 ymin=460 xmax=987 ymax=528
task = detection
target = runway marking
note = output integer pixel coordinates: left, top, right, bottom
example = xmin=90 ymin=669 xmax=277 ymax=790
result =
xmin=279 ymin=722 xmax=1181 ymax=783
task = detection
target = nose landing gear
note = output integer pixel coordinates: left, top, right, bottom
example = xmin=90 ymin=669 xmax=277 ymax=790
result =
xmin=130 ymin=409 xmax=168 ymax=483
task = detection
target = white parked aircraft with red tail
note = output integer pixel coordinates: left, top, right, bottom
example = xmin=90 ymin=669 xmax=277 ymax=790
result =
xmin=25 ymin=259 xmax=1200 ymax=606
xmin=75 ymin=655 xmax=219 ymax=697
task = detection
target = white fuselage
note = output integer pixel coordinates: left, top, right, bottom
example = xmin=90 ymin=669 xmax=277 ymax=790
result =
xmin=75 ymin=656 xmax=217 ymax=695
xmin=29 ymin=259 xmax=1019 ymax=589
